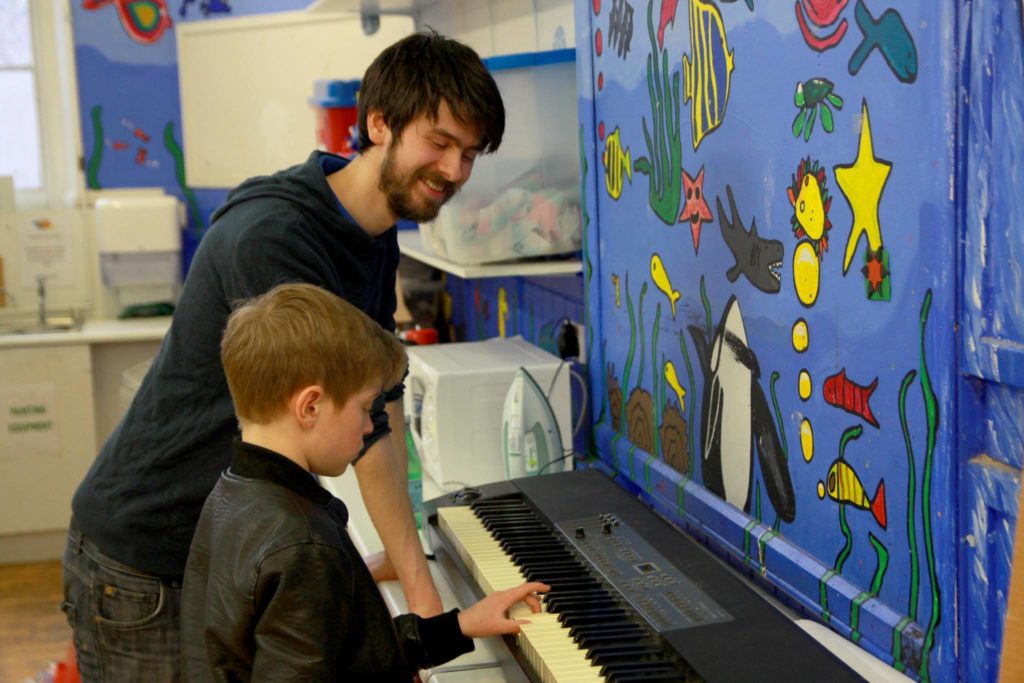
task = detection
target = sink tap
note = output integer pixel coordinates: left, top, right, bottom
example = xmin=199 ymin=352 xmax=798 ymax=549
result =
xmin=36 ymin=275 xmax=47 ymax=326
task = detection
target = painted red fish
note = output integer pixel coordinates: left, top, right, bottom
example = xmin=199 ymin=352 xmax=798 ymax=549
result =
xmin=658 ymin=0 xmax=679 ymax=49
xmin=823 ymin=368 xmax=879 ymax=428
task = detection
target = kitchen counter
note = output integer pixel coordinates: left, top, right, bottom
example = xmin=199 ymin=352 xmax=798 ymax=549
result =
xmin=0 ymin=316 xmax=172 ymax=348
xmin=0 ymin=315 xmax=172 ymax=562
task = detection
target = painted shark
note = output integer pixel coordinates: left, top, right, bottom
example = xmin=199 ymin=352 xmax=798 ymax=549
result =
xmin=717 ymin=184 xmax=784 ymax=294
xmin=689 ymin=296 xmax=796 ymax=522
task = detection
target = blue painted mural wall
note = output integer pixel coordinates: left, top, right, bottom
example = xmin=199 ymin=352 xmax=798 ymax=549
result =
xmin=574 ymin=0 xmax=1022 ymax=681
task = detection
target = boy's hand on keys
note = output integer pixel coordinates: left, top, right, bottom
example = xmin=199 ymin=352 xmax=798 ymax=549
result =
xmin=457 ymin=582 xmax=551 ymax=637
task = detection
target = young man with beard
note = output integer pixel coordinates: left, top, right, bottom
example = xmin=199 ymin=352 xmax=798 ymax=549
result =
xmin=62 ymin=30 xmax=504 ymax=681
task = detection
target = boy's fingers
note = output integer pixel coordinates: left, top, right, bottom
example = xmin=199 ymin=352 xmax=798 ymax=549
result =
xmin=523 ymin=594 xmax=542 ymax=612
xmin=513 ymin=582 xmax=550 ymax=600
xmin=508 ymin=603 xmax=534 ymax=620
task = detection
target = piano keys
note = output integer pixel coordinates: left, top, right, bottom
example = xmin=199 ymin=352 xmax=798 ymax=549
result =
xmin=426 ymin=469 xmax=865 ymax=683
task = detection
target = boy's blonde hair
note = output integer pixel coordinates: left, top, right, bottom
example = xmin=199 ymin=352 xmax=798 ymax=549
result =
xmin=221 ymin=283 xmax=407 ymax=424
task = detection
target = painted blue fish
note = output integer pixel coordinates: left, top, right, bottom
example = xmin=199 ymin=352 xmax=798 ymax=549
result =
xmin=848 ymin=0 xmax=918 ymax=83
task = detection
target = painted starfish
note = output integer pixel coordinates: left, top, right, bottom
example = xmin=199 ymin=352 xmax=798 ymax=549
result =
xmin=834 ymin=100 xmax=892 ymax=274
xmin=680 ymin=166 xmax=712 ymax=253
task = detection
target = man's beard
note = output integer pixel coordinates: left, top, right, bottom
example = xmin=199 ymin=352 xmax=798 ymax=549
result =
xmin=378 ymin=143 xmax=456 ymax=222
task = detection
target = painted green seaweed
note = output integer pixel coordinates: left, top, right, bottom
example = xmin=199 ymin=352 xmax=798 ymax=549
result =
xmin=898 ymin=369 xmax=921 ymax=621
xmin=86 ymin=105 xmax=104 ymax=190
xmin=649 ymin=303 xmax=663 ymax=488
xmin=679 ymin=327 xmax=698 ymax=477
xmin=633 ymin=0 xmax=683 ymax=225
xmin=699 ymin=275 xmax=712 ymax=338
xmin=851 ymin=532 xmax=890 ymax=644
xmin=163 ymin=121 xmax=204 ymax=235
xmin=818 ymin=424 xmax=863 ymax=621
xmin=917 ymin=290 xmax=941 ymax=682
xmin=629 ymin=282 xmax=649 ymax=481
xmin=612 ymin=276 xmax=638 ymax=466
xmin=675 ymin=326 xmax=697 ymax=516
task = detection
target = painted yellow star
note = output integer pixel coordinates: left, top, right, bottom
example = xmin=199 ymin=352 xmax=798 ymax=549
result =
xmin=834 ymin=101 xmax=892 ymax=274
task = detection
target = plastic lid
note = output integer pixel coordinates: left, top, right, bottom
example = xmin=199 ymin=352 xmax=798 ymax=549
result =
xmin=309 ymin=79 xmax=360 ymax=107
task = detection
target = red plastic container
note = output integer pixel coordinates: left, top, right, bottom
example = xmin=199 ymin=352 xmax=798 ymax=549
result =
xmin=310 ymin=79 xmax=360 ymax=158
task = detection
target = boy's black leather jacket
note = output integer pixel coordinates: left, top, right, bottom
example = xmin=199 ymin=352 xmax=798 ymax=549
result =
xmin=181 ymin=440 xmax=473 ymax=682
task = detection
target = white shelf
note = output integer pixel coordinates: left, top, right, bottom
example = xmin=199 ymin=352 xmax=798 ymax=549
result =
xmin=397 ymin=230 xmax=582 ymax=279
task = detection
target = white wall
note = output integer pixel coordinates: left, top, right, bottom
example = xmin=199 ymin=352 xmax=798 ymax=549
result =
xmin=418 ymin=0 xmax=575 ymax=56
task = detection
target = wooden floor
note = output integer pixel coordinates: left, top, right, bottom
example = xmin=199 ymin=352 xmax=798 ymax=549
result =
xmin=0 ymin=561 xmax=72 ymax=683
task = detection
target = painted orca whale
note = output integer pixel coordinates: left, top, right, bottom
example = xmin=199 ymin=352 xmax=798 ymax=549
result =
xmin=688 ymin=296 xmax=796 ymax=522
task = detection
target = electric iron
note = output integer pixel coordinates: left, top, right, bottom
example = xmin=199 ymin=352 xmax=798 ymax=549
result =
xmin=502 ymin=367 xmax=565 ymax=478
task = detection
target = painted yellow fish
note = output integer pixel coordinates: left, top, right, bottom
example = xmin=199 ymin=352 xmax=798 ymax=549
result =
xmin=664 ymin=360 xmax=686 ymax=411
xmin=682 ymin=0 xmax=735 ymax=150
xmin=498 ymin=287 xmax=508 ymax=338
xmin=603 ymin=127 xmax=632 ymax=200
xmin=650 ymin=253 xmax=681 ymax=318
xmin=612 ymin=273 xmax=621 ymax=307
xmin=821 ymin=459 xmax=887 ymax=528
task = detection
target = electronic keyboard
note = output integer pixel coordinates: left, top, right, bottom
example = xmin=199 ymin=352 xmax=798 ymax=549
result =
xmin=425 ymin=469 xmax=865 ymax=682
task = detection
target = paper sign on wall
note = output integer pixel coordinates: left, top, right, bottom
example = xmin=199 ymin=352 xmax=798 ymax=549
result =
xmin=18 ymin=212 xmax=73 ymax=287
xmin=0 ymin=382 xmax=60 ymax=458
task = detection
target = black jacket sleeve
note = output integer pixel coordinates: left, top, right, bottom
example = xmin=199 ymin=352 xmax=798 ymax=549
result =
xmin=393 ymin=609 xmax=475 ymax=671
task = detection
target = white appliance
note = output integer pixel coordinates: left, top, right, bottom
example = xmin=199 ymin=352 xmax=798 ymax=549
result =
xmin=94 ymin=191 xmax=183 ymax=308
xmin=502 ymin=367 xmax=567 ymax=479
xmin=404 ymin=337 xmax=570 ymax=491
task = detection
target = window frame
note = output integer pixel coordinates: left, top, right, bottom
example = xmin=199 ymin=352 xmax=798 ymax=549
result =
xmin=7 ymin=0 xmax=83 ymax=209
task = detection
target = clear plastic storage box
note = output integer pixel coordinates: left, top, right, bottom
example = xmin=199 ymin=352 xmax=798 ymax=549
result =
xmin=419 ymin=49 xmax=581 ymax=265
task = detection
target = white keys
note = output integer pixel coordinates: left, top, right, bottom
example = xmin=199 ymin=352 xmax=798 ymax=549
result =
xmin=437 ymin=505 xmax=606 ymax=682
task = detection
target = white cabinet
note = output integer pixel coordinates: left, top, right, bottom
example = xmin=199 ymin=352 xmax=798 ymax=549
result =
xmin=0 ymin=344 xmax=96 ymax=537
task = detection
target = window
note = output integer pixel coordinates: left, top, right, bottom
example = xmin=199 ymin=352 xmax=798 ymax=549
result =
xmin=0 ymin=0 xmax=41 ymax=190
xmin=0 ymin=0 xmax=80 ymax=207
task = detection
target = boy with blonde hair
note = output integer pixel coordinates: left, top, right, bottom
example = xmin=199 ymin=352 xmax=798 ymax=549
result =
xmin=181 ymin=283 xmax=547 ymax=681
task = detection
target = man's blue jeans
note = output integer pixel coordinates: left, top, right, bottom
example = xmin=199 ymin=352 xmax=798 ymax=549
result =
xmin=61 ymin=519 xmax=182 ymax=682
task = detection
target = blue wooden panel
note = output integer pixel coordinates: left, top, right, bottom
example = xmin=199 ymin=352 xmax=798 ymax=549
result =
xmin=576 ymin=1 xmax=960 ymax=679
xmin=961 ymin=0 xmax=1024 ymax=391
xmin=957 ymin=2 xmax=1024 ymax=680
xmin=961 ymin=458 xmax=1021 ymax=683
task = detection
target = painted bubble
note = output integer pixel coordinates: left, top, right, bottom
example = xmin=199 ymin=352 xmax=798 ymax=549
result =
xmin=798 ymin=369 xmax=812 ymax=400
xmin=800 ymin=418 xmax=814 ymax=462
xmin=793 ymin=240 xmax=820 ymax=306
xmin=817 ymin=481 xmax=826 ymax=499
xmin=792 ymin=319 xmax=809 ymax=352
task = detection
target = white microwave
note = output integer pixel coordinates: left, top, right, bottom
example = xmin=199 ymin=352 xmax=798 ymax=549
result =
xmin=403 ymin=337 xmax=571 ymax=491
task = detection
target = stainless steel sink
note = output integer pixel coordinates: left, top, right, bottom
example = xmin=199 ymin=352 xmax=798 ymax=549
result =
xmin=0 ymin=313 xmax=83 ymax=336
